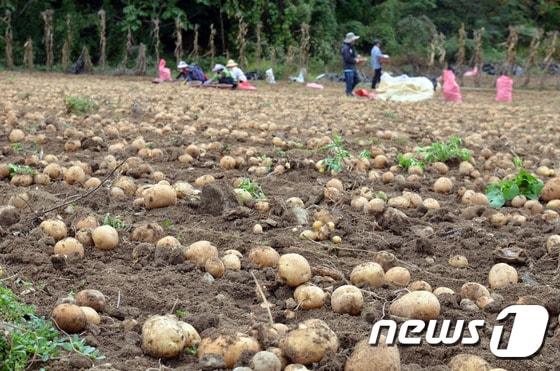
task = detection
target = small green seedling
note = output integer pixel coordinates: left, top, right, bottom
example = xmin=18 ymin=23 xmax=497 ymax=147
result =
xmin=397 ymin=154 xmax=425 ymax=169
xmin=185 ymin=345 xmax=198 ymax=356
xmin=102 ymin=213 xmax=128 ymax=230
xmin=8 ymin=164 xmax=35 ymax=177
xmin=161 ymin=219 xmax=174 ymax=229
xmin=321 ymin=134 xmax=350 ymax=173
xmin=359 ymin=150 xmax=372 ymax=159
xmin=65 ymin=96 xmax=98 ymax=115
xmin=416 ymin=136 xmax=471 ymax=163
xmin=238 ymin=178 xmax=266 ymax=201
xmin=175 ymin=309 xmax=187 ymax=319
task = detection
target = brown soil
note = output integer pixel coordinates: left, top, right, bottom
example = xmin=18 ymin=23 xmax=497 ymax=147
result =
xmin=0 ymin=72 xmax=559 ymax=370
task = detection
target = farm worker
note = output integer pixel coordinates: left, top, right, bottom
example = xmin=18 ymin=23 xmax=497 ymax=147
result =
xmin=341 ymin=32 xmax=362 ymax=96
xmin=205 ymin=64 xmax=237 ymax=88
xmin=226 ymin=59 xmax=247 ymax=83
xmin=158 ymin=59 xmax=172 ymax=81
xmin=176 ymin=61 xmax=189 ymax=80
xmin=371 ymin=40 xmax=389 ymax=89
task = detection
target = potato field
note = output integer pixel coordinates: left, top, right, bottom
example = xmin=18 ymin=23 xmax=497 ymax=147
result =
xmin=1 ymin=72 xmax=560 ymax=371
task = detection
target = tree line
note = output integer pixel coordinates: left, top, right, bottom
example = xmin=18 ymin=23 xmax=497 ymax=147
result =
xmin=0 ymin=0 xmax=559 ymax=76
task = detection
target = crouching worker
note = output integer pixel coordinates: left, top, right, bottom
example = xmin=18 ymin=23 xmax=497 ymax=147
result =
xmin=226 ymin=59 xmax=247 ymax=83
xmin=204 ymin=64 xmax=237 ymax=89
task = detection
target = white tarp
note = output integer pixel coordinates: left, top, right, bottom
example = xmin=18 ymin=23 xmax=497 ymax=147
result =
xmin=376 ymin=72 xmax=434 ymax=102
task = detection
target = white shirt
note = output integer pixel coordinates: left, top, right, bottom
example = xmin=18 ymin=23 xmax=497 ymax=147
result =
xmin=229 ymin=66 xmax=247 ymax=82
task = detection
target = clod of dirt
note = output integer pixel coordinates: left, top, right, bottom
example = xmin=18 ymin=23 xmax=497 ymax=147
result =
xmin=199 ymin=182 xmax=239 ymax=216
xmin=492 ymin=246 xmax=527 ymax=265
xmin=0 ymin=205 xmax=19 ymax=227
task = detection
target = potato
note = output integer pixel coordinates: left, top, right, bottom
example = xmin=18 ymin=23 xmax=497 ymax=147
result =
xmin=433 ymin=177 xmax=453 ymax=193
xmin=524 ymin=199 xmax=543 ymax=215
xmin=448 ymin=354 xmax=490 ymax=371
xmin=177 ymin=321 xmax=201 ymax=347
xmin=143 ymin=184 xmax=177 ymax=209
xmin=114 ymin=176 xmax=137 ymax=196
xmin=389 ymin=291 xmax=440 ymax=320
xmin=11 ymin=174 xmax=33 ymax=187
xmin=249 ymin=246 xmax=280 ymax=268
xmin=345 ymin=338 xmax=400 ymax=371
xmin=8 ymin=192 xmax=29 ymax=209
xmin=449 ymin=255 xmax=469 ymax=268
xmin=222 ymin=254 xmax=241 ymax=271
xmin=488 ymin=263 xmax=518 ymax=289
xmin=511 ymin=195 xmax=526 ymax=208
xmin=385 ymin=267 xmax=411 ymax=287
xmin=293 ymin=284 xmax=326 ymax=310
xmin=54 ymin=237 xmax=84 ymax=257
xmin=131 ymin=223 xmax=164 ymax=243
xmin=75 ymin=289 xmax=106 ymax=312
xmin=142 ymin=315 xmax=190 ymax=358
xmin=423 ymin=198 xmax=440 ymax=209
xmin=174 ymin=182 xmax=198 ymax=199
xmin=547 ymin=235 xmax=560 ymax=254
xmin=84 ymin=177 xmax=101 ymax=190
xmin=205 ymin=257 xmax=225 ymax=278
xmin=278 ymin=253 xmax=312 ymax=287
xmin=195 ymin=174 xmax=215 ymax=188
xmin=64 ymin=165 xmax=86 ymax=185
xmin=183 ymin=240 xmax=219 ymax=267
xmin=280 ymin=319 xmax=338 ymax=365
xmin=388 ymin=196 xmax=410 ymax=209
xmin=326 ymin=178 xmax=343 ymax=191
xmin=251 ymin=351 xmax=282 ymax=371
xmin=433 ymin=287 xmax=455 ymax=296
xmin=373 ymin=251 xmax=397 ymax=272
xmin=542 ymin=177 xmax=560 ymax=201
xmin=75 ymin=216 xmax=98 ymax=230
xmin=460 ymin=282 xmax=490 ymax=301
xmin=331 ymin=285 xmax=363 ymax=315
xmin=40 ymin=219 xmax=68 ymax=241
xmin=9 ymin=129 xmax=25 ymax=142
xmin=52 ymin=303 xmax=87 ymax=333
xmin=198 ymin=333 xmax=260 ymax=368
xmin=156 ymin=236 xmax=181 ymax=249
xmin=350 ymin=262 xmax=385 ymax=288
xmin=285 ymin=365 xmax=310 ymax=371
xmin=547 ymin=200 xmax=560 ymax=210
xmin=220 ymin=155 xmax=237 ymax=170
xmin=351 ymin=196 xmax=368 ymax=211
xmin=382 ymin=172 xmax=394 ymax=183
xmin=80 ymin=306 xmax=101 ymax=325
xmin=92 ymin=225 xmax=119 ymax=251
xmin=367 ymin=198 xmax=385 ymax=214
xmin=409 ymin=280 xmax=432 ymax=292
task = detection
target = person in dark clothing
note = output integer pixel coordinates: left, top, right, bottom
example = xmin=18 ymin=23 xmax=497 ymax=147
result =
xmin=341 ymin=32 xmax=361 ymax=96
xmin=176 ymin=61 xmax=189 ymax=80
xmin=370 ymin=40 xmax=384 ymax=89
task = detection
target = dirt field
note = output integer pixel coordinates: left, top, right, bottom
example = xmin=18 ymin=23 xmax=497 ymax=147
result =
xmin=1 ymin=72 xmax=560 ymax=371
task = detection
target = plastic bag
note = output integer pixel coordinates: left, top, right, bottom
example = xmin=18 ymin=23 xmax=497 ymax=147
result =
xmin=265 ymin=68 xmax=276 ymax=84
xmin=463 ymin=66 xmax=478 ymax=77
xmin=442 ymin=69 xmax=462 ymax=102
xmin=158 ymin=59 xmax=172 ymax=81
xmin=496 ymin=75 xmax=513 ymax=102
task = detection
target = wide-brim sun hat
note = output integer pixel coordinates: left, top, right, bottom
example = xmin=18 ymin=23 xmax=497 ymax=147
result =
xmin=212 ymin=64 xmax=225 ymax=72
xmin=177 ymin=61 xmax=188 ymax=69
xmin=226 ymin=59 xmax=238 ymax=68
xmin=344 ymin=32 xmax=360 ymax=43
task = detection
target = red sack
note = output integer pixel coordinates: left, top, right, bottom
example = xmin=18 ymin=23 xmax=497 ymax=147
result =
xmin=355 ymin=88 xmax=376 ymax=99
xmin=496 ymin=75 xmax=513 ymax=102
xmin=442 ymin=69 xmax=462 ymax=102
xmin=238 ymin=81 xmax=256 ymax=90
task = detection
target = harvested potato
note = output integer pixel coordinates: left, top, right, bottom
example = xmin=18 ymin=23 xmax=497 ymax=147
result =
xmin=183 ymin=240 xmax=219 ymax=267
xmin=52 ymin=303 xmax=87 ymax=333
xmin=278 ymin=253 xmax=312 ymax=287
xmin=54 ymin=237 xmax=84 ymax=257
xmin=40 ymin=219 xmax=68 ymax=241
xmin=385 ymin=267 xmax=411 ymax=287
xmin=326 ymin=178 xmax=344 ymax=191
xmin=142 ymin=315 xmax=194 ymax=359
xmin=409 ymin=280 xmax=432 ymax=292
xmin=449 ymin=255 xmax=469 ymax=268
xmin=9 ymin=192 xmax=29 ymax=209
xmin=280 ymin=319 xmax=338 ymax=365
xmin=249 ymin=246 xmax=280 ymax=268
xmin=220 ymin=155 xmax=237 ymax=170
xmin=373 ymin=251 xmax=397 ymax=272
xmin=11 ymin=174 xmax=33 ymax=187
xmin=222 ymin=254 xmax=241 ymax=271
xmin=345 ymin=337 xmax=401 ymax=371
xmin=198 ymin=333 xmax=260 ymax=368
xmin=75 ymin=216 xmax=98 ymax=230
xmin=293 ymin=284 xmax=326 ymax=310
xmin=80 ymin=306 xmax=101 ymax=325
xmin=542 ymin=177 xmax=560 ymax=202
xmin=75 ymin=289 xmax=106 ymax=312
xmin=448 ymin=354 xmax=490 ymax=371
xmin=547 ymin=235 xmax=560 ymax=254
xmin=251 ymin=351 xmax=282 ymax=371
xmin=143 ymin=184 xmax=177 ymax=209
xmin=460 ymin=282 xmax=490 ymax=301
xmin=488 ymin=263 xmax=518 ymax=289
xmin=205 ymin=257 xmax=225 ymax=278
xmin=367 ymin=198 xmax=386 ymax=214
xmin=331 ymin=285 xmax=363 ymax=315
xmin=389 ymin=291 xmax=440 ymax=320
xmin=433 ymin=287 xmax=455 ymax=296
xmin=131 ymin=223 xmax=164 ymax=243
xmin=433 ymin=177 xmax=453 ymax=193
xmin=350 ymin=262 xmax=385 ymax=288
xmin=92 ymin=225 xmax=119 ymax=251
xmin=156 ymin=236 xmax=181 ymax=249
xmin=64 ymin=165 xmax=86 ymax=185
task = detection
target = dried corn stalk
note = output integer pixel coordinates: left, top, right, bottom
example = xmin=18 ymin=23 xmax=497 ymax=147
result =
xmin=23 ymin=38 xmax=34 ymax=69
xmin=151 ymin=18 xmax=160 ymax=76
xmin=299 ymin=23 xmax=310 ymax=68
xmin=82 ymin=46 xmax=93 ymax=73
xmin=98 ymin=10 xmax=107 ymax=70
xmin=2 ymin=10 xmax=14 ymax=69
xmin=41 ymin=10 xmax=54 ymax=71
xmin=522 ymin=29 xmax=543 ymax=87
xmin=174 ymin=17 xmax=184 ymax=65
xmin=506 ymin=26 xmax=519 ymax=75
xmin=191 ymin=24 xmax=200 ymax=62
xmin=208 ymin=23 xmax=216 ymax=66
xmin=456 ymin=23 xmax=466 ymax=84
xmin=236 ymin=13 xmax=248 ymax=67
xmin=473 ymin=28 xmax=484 ymax=87
xmin=540 ymin=31 xmax=558 ymax=89
xmin=255 ymin=22 xmax=262 ymax=66
xmin=134 ymin=43 xmax=147 ymax=75
xmin=61 ymin=14 xmax=72 ymax=71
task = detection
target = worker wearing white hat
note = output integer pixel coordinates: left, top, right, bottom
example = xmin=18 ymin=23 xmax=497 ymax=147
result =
xmin=341 ymin=32 xmax=362 ymax=96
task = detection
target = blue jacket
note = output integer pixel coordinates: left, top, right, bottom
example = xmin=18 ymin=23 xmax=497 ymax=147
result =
xmin=341 ymin=42 xmax=357 ymax=70
xmin=371 ymin=45 xmax=382 ymax=69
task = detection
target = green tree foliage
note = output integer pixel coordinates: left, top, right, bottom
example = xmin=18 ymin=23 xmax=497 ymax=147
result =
xmin=0 ymin=0 xmax=558 ymax=70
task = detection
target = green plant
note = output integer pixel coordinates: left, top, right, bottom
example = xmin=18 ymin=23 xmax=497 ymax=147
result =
xmin=0 ymin=285 xmax=104 ymax=370
xmin=185 ymin=345 xmax=198 ymax=356
xmin=238 ymin=178 xmax=266 ymax=201
xmin=383 ymin=111 xmax=396 ymax=119
xmin=359 ymin=150 xmax=372 ymax=159
xmin=10 ymin=143 xmax=23 ymax=153
xmin=374 ymin=191 xmax=388 ymax=201
xmin=7 ymin=164 xmax=35 ymax=177
xmin=65 ymin=96 xmax=98 ymax=115
xmin=416 ymin=136 xmax=471 ymax=163
xmin=321 ymin=135 xmax=350 ymax=173
xmin=397 ymin=154 xmax=425 ymax=169
xmin=102 ymin=213 xmax=128 ymax=230
xmin=161 ymin=219 xmax=174 ymax=229
xmin=175 ymin=309 xmax=187 ymax=319
xmin=486 ymin=165 xmax=544 ymax=208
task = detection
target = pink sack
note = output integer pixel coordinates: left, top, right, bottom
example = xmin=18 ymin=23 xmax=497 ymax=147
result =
xmin=463 ymin=66 xmax=478 ymax=77
xmin=442 ymin=69 xmax=462 ymax=102
xmin=238 ymin=81 xmax=257 ymax=90
xmin=158 ymin=59 xmax=172 ymax=81
xmin=496 ymin=75 xmax=513 ymax=102
xmin=306 ymin=83 xmax=324 ymax=89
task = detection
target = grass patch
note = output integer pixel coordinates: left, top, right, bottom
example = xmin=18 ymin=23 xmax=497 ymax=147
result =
xmin=65 ymin=96 xmax=98 ymax=115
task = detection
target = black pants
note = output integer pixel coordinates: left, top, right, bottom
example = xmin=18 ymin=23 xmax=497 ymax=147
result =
xmin=372 ymin=68 xmax=382 ymax=89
